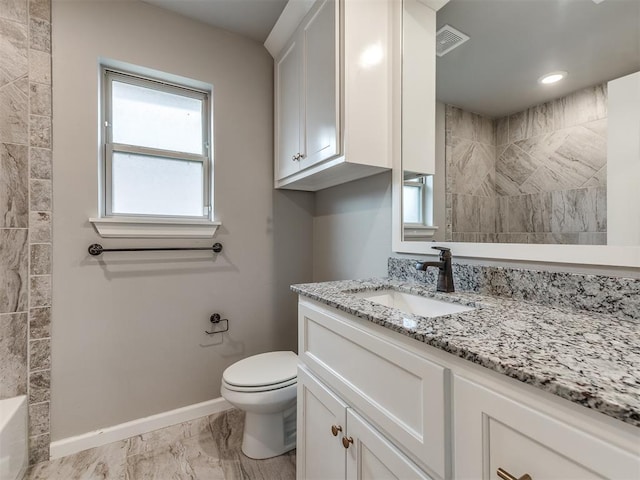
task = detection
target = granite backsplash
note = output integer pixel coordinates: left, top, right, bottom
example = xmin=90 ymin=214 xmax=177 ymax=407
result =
xmin=388 ymin=258 xmax=640 ymax=323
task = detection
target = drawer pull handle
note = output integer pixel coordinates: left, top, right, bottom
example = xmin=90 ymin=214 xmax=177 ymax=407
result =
xmin=331 ymin=425 xmax=343 ymax=436
xmin=342 ymin=436 xmax=354 ymax=449
xmin=497 ymin=467 xmax=532 ymax=480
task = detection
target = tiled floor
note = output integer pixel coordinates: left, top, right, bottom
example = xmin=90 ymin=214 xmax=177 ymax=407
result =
xmin=26 ymin=409 xmax=296 ymax=479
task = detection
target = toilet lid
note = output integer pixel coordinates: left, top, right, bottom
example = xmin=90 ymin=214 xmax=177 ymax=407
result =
xmin=223 ymin=351 xmax=297 ymax=388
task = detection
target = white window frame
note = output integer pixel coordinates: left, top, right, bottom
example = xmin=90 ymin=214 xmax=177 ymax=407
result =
xmin=90 ymin=66 xmax=220 ymax=238
xmin=403 ymin=175 xmax=438 ymax=240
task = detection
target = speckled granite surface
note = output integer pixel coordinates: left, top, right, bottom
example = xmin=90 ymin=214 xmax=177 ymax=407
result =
xmin=291 ymin=278 xmax=640 ymax=428
xmin=388 ymin=258 xmax=640 ymax=322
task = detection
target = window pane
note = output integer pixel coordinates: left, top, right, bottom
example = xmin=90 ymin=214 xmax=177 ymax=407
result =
xmin=112 ymin=152 xmax=204 ymax=216
xmin=112 ymin=80 xmax=203 ymax=155
xmin=403 ymin=184 xmax=422 ymax=223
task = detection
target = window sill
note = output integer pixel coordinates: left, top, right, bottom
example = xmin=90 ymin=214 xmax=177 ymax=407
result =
xmin=403 ymin=224 xmax=438 ymax=241
xmin=89 ymin=217 xmax=221 ymax=238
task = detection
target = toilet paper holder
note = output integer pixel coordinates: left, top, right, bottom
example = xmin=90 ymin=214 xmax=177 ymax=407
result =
xmin=205 ymin=313 xmax=229 ymax=335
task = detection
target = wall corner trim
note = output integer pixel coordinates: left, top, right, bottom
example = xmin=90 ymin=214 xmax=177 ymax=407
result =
xmin=49 ymin=397 xmax=232 ymax=459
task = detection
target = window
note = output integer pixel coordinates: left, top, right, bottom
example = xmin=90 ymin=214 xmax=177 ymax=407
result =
xmin=403 ymin=174 xmax=433 ymax=225
xmin=92 ymin=67 xmax=218 ymax=238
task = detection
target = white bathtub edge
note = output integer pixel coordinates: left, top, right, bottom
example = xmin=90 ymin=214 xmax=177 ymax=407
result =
xmin=0 ymin=395 xmax=27 ymax=480
xmin=50 ymin=397 xmax=232 ymax=459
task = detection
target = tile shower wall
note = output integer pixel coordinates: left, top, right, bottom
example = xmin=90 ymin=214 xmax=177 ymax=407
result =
xmin=0 ymin=0 xmax=52 ymax=465
xmin=446 ymin=85 xmax=608 ymax=245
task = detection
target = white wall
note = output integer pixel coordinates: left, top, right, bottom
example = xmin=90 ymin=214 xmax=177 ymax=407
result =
xmin=52 ymin=0 xmax=313 ymax=440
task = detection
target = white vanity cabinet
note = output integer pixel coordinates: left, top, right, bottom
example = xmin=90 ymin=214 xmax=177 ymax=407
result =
xmin=453 ymin=375 xmax=640 ymax=480
xmin=268 ymin=0 xmax=400 ymax=191
xmin=296 ymin=297 xmax=640 ymax=480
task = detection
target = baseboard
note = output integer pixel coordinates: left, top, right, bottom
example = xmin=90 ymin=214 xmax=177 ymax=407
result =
xmin=50 ymin=397 xmax=232 ymax=460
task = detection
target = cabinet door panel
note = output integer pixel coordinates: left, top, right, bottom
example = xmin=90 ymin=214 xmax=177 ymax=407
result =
xmin=300 ymin=0 xmax=339 ymax=168
xmin=298 ymin=366 xmax=347 ymax=480
xmin=275 ymin=39 xmax=301 ymax=180
xmin=454 ymin=375 xmax=640 ymax=480
xmin=346 ymin=409 xmax=432 ymax=480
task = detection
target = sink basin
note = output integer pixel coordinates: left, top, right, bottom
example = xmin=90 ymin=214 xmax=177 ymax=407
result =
xmin=352 ymin=289 xmax=475 ymax=317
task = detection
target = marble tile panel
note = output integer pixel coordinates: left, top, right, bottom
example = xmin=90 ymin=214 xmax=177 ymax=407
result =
xmin=582 ymin=118 xmax=607 ymax=139
xmin=29 ymin=178 xmax=50 ymax=211
xmin=447 ymin=106 xmax=494 ymax=144
xmin=478 ymin=196 xmax=496 ymax=233
xmin=596 ymin=186 xmax=607 ymax=232
xmin=495 ymin=116 xmax=508 ymax=146
xmin=29 ymin=433 xmax=50 ymax=465
xmin=507 ymin=193 xmax=552 ymax=233
xmin=471 ymin=170 xmax=495 ymax=197
xmin=0 ymin=0 xmax=28 ymax=23
xmin=0 ymin=143 xmax=28 ymax=227
xmin=27 ymin=438 xmax=127 ymax=477
xmin=29 ymin=0 xmax=50 ymax=22
xmin=528 ymin=232 xmax=580 ymax=244
xmin=496 ymin=233 xmax=528 ymax=244
xmin=519 ymin=165 xmax=570 ymax=194
xmin=578 ymin=232 xmax=607 ymax=245
xmin=0 ymin=82 xmax=28 ymax=144
xmin=0 ymin=228 xmax=28 ymax=313
xmin=30 ymin=274 xmax=51 ymax=307
xmin=30 ymin=211 xmax=51 ymax=242
xmin=452 ymin=232 xmax=477 ymax=242
xmin=554 ymin=84 xmax=607 ymax=129
xmin=29 ymin=307 xmax=50 ymax=339
xmin=451 ymin=138 xmax=494 ymax=195
xmin=582 ymin=165 xmax=606 ymax=188
xmin=30 ymin=147 xmax=50 ymax=179
xmin=29 ymin=338 xmax=50 ymax=370
xmin=29 ymin=17 xmax=50 ymax=53
xmin=0 ymin=18 xmax=28 ymax=87
xmin=29 ymin=82 xmax=50 ymax=116
xmin=30 ymin=114 xmax=50 ymax=148
xmin=29 ymin=401 xmax=49 ymax=437
xmin=29 ymin=368 xmax=49 ymax=403
xmin=452 ymin=194 xmax=479 ymax=233
xmin=0 ymin=312 xmax=27 ymax=398
xmin=495 ymin=196 xmax=508 ymax=233
xmin=15 ymin=75 xmax=29 ymax=97
xmin=29 ymin=49 xmax=50 ymax=85
xmin=509 ymin=101 xmax=554 ymax=142
xmin=477 ymin=233 xmax=498 ymax=243
xmin=30 ymin=243 xmax=50 ymax=275
xmin=495 ymin=144 xmax=537 ymax=196
xmin=550 ymin=188 xmax=600 ymax=233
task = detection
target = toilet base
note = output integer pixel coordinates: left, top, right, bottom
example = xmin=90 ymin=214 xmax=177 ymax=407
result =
xmin=241 ymin=405 xmax=296 ymax=459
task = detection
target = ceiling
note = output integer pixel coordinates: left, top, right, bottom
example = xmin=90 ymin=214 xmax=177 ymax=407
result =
xmin=436 ymin=0 xmax=640 ymax=118
xmin=142 ymin=0 xmax=288 ymax=43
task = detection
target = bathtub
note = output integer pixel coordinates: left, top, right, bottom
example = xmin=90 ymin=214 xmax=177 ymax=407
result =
xmin=0 ymin=396 xmax=27 ymax=480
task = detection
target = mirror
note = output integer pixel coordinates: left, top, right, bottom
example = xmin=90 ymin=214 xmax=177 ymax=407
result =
xmin=400 ymin=0 xmax=640 ymax=251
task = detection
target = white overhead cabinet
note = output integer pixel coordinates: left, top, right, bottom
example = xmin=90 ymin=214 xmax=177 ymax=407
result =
xmin=267 ymin=0 xmax=398 ymax=191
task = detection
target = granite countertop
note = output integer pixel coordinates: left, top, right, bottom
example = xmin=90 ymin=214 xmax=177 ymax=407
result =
xmin=291 ymin=278 xmax=640 ymax=428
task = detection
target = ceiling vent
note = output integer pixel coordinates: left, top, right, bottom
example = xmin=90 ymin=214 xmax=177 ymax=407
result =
xmin=436 ymin=25 xmax=470 ymax=57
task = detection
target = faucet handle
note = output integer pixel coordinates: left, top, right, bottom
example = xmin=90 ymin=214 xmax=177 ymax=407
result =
xmin=431 ymin=246 xmax=450 ymax=252
xmin=431 ymin=246 xmax=451 ymax=260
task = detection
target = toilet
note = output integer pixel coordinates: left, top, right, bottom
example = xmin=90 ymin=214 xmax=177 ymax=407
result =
xmin=220 ymin=351 xmax=298 ymax=459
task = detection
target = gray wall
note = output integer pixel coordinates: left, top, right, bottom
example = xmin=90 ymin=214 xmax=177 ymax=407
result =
xmin=52 ymin=0 xmax=313 ymax=440
xmin=313 ymin=172 xmax=393 ymax=281
xmin=0 ymin=0 xmax=53 ymax=464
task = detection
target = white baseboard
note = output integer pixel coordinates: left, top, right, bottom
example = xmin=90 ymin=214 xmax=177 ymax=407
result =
xmin=50 ymin=397 xmax=232 ymax=460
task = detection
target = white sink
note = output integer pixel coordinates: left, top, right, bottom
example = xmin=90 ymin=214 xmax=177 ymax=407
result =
xmin=353 ymin=289 xmax=475 ymax=317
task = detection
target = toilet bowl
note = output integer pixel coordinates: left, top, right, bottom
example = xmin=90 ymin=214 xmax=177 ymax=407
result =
xmin=220 ymin=351 xmax=297 ymax=459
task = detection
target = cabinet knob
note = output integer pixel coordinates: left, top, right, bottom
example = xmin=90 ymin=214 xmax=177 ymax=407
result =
xmin=331 ymin=425 xmax=343 ymax=436
xmin=497 ymin=468 xmax=532 ymax=480
xmin=292 ymin=153 xmax=302 ymax=161
xmin=342 ymin=436 xmax=354 ymax=449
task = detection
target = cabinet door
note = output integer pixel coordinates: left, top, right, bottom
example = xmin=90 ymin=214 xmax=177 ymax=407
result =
xmin=300 ymin=0 xmax=339 ymax=169
xmin=298 ymin=366 xmax=347 ymax=480
xmin=454 ymin=375 xmax=640 ymax=480
xmin=275 ymin=38 xmax=301 ymax=181
xmin=345 ymin=409 xmax=432 ymax=480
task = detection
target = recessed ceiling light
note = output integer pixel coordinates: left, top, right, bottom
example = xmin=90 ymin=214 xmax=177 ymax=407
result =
xmin=538 ymin=71 xmax=567 ymax=85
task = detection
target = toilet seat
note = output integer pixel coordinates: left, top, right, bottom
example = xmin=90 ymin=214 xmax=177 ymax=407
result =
xmin=223 ymin=351 xmax=297 ymax=389
xmin=222 ymin=377 xmax=296 ymax=393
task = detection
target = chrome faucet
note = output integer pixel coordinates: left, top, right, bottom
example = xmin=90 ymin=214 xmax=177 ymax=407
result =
xmin=415 ymin=246 xmax=454 ymax=293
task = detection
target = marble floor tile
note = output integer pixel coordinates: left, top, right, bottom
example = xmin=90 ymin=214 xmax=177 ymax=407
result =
xmin=26 ymin=409 xmax=296 ymax=480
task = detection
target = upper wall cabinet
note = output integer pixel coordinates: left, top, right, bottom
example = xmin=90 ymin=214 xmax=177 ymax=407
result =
xmin=267 ymin=0 xmax=399 ymax=191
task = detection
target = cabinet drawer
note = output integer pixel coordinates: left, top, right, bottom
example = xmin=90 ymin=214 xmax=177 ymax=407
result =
xmin=454 ymin=375 xmax=640 ymax=480
xmin=299 ymin=301 xmax=448 ymax=479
